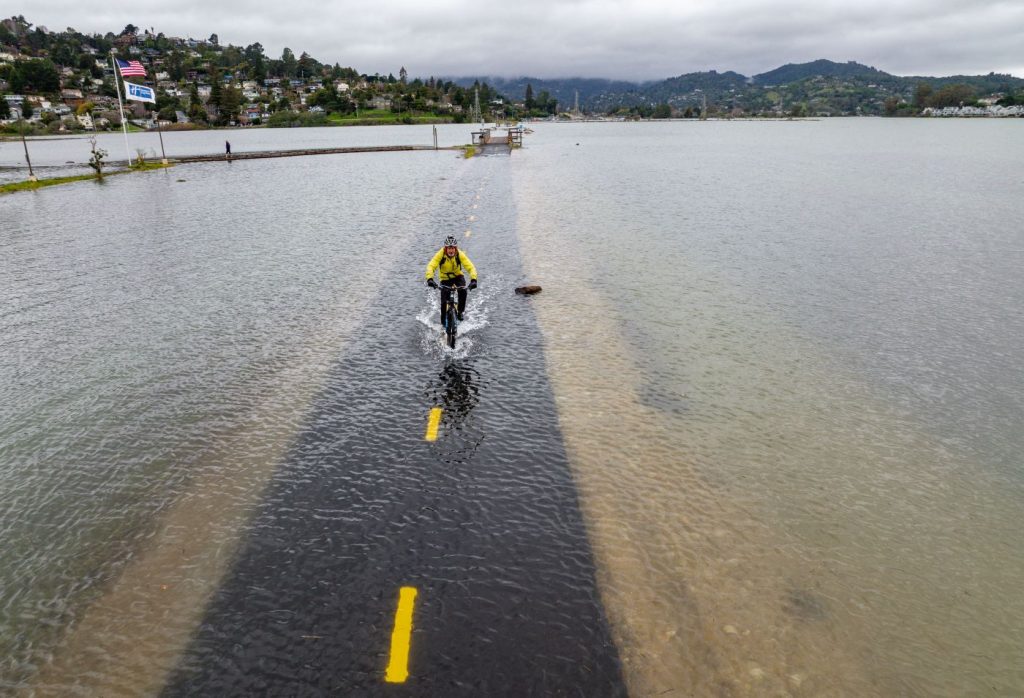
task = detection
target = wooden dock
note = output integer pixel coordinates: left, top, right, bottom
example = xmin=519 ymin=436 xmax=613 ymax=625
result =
xmin=470 ymin=127 xmax=525 ymax=149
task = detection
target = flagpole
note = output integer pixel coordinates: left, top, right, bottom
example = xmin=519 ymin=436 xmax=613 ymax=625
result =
xmin=110 ymin=50 xmax=133 ymax=167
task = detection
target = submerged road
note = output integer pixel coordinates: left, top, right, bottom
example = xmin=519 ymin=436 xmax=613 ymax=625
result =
xmin=161 ymin=155 xmax=627 ymax=696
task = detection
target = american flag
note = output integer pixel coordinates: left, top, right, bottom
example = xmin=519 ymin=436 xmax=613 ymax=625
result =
xmin=116 ymin=58 xmax=147 ymax=77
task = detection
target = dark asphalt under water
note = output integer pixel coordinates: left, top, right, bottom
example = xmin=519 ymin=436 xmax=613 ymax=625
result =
xmin=161 ymin=154 xmax=627 ymax=696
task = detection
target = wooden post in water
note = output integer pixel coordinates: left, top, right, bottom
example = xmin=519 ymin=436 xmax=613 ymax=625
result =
xmin=19 ymin=115 xmax=36 ymax=182
xmin=156 ymin=117 xmax=168 ymax=165
xmin=433 ymin=125 xmax=438 ymax=150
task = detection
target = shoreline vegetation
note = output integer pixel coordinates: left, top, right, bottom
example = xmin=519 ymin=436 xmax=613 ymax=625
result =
xmin=0 ymin=161 xmax=169 ymax=194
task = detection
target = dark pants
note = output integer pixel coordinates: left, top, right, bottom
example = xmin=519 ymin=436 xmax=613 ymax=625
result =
xmin=440 ymin=276 xmax=467 ymax=325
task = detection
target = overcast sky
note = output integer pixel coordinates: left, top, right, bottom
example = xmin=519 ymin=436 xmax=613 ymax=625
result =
xmin=20 ymin=0 xmax=1024 ymax=81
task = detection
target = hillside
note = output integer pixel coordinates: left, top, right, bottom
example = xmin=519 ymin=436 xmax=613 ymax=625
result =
xmin=753 ymin=59 xmax=889 ymax=85
xmin=458 ymin=60 xmax=1024 ymax=116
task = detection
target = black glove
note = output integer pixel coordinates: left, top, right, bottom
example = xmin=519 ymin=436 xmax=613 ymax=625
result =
xmin=427 ymin=278 xmax=438 ymax=289
xmin=469 ymin=279 xmax=478 ymax=290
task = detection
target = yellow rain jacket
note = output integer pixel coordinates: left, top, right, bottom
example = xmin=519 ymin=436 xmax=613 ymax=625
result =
xmin=425 ymin=247 xmax=477 ymax=283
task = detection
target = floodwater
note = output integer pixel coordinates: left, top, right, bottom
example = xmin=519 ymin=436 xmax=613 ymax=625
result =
xmin=2 ymin=120 xmax=1023 ymax=695
xmin=0 ymin=122 xmax=471 ymax=182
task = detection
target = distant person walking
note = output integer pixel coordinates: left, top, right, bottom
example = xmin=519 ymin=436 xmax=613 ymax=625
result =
xmin=225 ymin=140 xmax=231 ymax=159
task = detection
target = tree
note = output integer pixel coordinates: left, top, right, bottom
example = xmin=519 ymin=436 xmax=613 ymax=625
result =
xmin=535 ymin=89 xmax=557 ymax=115
xmin=307 ymin=86 xmax=337 ymax=109
xmin=26 ymin=27 xmax=48 ymax=52
xmin=208 ymin=33 xmax=219 ymax=47
xmin=51 ymin=42 xmax=76 ymax=66
xmin=5 ymin=15 xmax=32 ymax=38
xmin=652 ymin=103 xmax=672 ymax=119
xmin=297 ymin=51 xmax=318 ymax=80
xmin=218 ymin=83 xmax=241 ymax=124
xmin=166 ymin=50 xmax=186 ymax=81
xmin=928 ymin=84 xmax=977 ymax=108
xmin=120 ymin=24 xmax=138 ymax=37
xmin=883 ymin=96 xmax=899 ymax=116
xmin=399 ymin=66 xmax=407 ymax=84
xmin=0 ymin=21 xmax=15 ymax=45
xmin=188 ymin=102 xmax=208 ymax=123
xmin=0 ymin=98 xmax=9 ymax=120
xmin=281 ymin=48 xmax=297 ymax=78
xmin=913 ymin=82 xmax=933 ymax=110
xmin=155 ymin=89 xmax=180 ymax=113
xmin=22 ymin=100 xmax=33 ymax=118
xmin=10 ymin=59 xmax=61 ymax=93
xmin=524 ymin=83 xmax=534 ymax=111
xmin=88 ymin=136 xmax=107 ymax=180
xmin=245 ymin=43 xmax=266 ymax=82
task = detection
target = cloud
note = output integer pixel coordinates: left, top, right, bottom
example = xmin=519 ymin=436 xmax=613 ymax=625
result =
xmin=21 ymin=0 xmax=1024 ymax=80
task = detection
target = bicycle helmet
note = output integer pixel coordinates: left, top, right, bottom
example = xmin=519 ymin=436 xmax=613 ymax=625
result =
xmin=443 ymin=235 xmax=458 ymax=247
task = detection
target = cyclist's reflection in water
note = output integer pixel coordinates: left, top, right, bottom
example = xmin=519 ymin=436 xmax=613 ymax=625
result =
xmin=429 ymin=362 xmax=480 ymax=433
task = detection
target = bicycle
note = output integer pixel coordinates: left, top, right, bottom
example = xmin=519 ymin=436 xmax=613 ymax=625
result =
xmin=437 ymin=283 xmax=467 ymax=349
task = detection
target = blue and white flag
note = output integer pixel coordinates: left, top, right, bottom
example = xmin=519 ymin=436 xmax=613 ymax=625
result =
xmin=124 ymin=81 xmax=156 ymax=104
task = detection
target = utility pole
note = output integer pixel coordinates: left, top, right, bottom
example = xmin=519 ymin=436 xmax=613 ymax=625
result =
xmin=574 ymin=90 xmax=579 ymax=118
xmin=19 ymin=113 xmax=36 ymax=181
xmin=155 ymin=116 xmax=168 ymax=164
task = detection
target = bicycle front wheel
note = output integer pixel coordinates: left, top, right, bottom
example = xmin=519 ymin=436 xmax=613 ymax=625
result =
xmin=446 ymin=306 xmax=458 ymax=348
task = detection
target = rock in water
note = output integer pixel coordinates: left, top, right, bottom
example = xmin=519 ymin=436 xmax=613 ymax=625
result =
xmin=515 ymin=285 xmax=542 ymax=295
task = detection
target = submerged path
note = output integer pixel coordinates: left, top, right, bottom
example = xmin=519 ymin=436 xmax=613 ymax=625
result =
xmin=161 ymin=157 xmax=626 ymax=696
xmin=174 ymin=145 xmax=460 ymax=164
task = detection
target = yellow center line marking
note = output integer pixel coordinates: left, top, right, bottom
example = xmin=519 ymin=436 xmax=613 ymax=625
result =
xmin=385 ymin=586 xmax=418 ymax=683
xmin=425 ymin=407 xmax=442 ymax=442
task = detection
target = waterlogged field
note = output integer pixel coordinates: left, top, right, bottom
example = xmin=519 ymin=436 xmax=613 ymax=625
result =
xmin=512 ymin=119 xmax=1024 ymax=695
xmin=1 ymin=119 xmax=1022 ymax=695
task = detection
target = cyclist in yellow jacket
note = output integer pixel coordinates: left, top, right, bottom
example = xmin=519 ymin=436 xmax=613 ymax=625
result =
xmin=426 ymin=235 xmax=478 ymax=323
